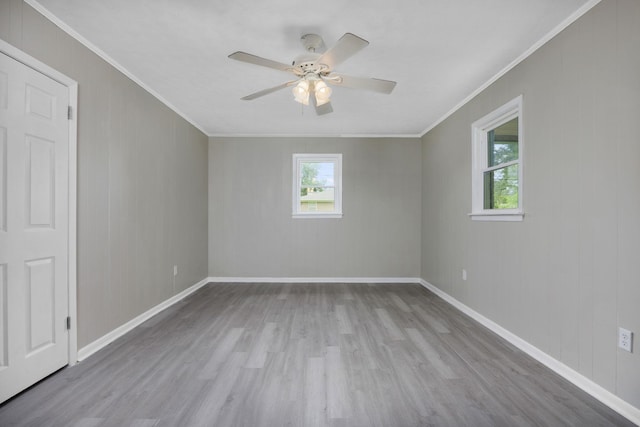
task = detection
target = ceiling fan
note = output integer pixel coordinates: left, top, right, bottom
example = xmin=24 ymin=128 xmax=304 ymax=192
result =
xmin=228 ymin=33 xmax=397 ymax=115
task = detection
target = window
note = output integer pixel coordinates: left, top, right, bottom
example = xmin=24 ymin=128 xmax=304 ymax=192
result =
xmin=471 ymin=95 xmax=523 ymax=221
xmin=292 ymin=153 xmax=342 ymax=218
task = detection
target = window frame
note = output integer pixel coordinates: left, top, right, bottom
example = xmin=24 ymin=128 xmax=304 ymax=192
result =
xmin=292 ymin=153 xmax=343 ymax=219
xmin=470 ymin=95 xmax=524 ymax=221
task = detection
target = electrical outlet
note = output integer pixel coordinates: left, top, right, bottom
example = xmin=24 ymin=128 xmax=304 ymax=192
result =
xmin=173 ymin=265 xmax=178 ymax=277
xmin=462 ymin=269 xmax=467 ymax=281
xmin=618 ymin=327 xmax=633 ymax=352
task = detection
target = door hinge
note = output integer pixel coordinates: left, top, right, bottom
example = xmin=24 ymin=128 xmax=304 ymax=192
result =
xmin=66 ymin=316 xmax=71 ymax=330
xmin=67 ymin=106 xmax=73 ymax=120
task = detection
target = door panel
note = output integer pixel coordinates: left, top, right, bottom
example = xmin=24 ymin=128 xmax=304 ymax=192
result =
xmin=0 ymin=69 xmax=6 ymax=108
xmin=25 ymin=257 xmax=55 ymax=355
xmin=0 ymin=127 xmax=5 ymax=231
xmin=26 ymin=135 xmax=55 ymax=228
xmin=0 ymin=51 xmax=69 ymax=403
xmin=25 ymin=84 xmax=56 ymax=121
xmin=0 ymin=263 xmax=6 ymax=368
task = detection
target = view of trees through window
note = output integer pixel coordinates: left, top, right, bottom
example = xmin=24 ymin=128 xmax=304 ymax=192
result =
xmin=300 ymin=162 xmax=325 ymax=196
xmin=484 ymin=118 xmax=519 ymax=209
xmin=299 ymin=161 xmax=335 ymax=212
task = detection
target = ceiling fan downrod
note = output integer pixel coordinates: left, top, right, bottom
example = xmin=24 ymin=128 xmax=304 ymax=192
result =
xmin=300 ymin=34 xmax=323 ymax=53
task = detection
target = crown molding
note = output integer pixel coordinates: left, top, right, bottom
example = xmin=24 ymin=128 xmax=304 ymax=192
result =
xmin=420 ymin=0 xmax=602 ymax=137
xmin=25 ymin=0 xmax=209 ymax=137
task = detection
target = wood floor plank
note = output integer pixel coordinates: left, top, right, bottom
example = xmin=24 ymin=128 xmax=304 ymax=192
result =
xmin=326 ymin=346 xmax=351 ymax=420
xmin=389 ymin=293 xmax=412 ymax=313
xmin=199 ymin=327 xmax=245 ymax=379
xmin=334 ymin=304 xmax=354 ymax=335
xmin=405 ymin=328 xmax=457 ymax=380
xmin=180 ymin=351 xmax=247 ymax=427
xmin=305 ymin=357 xmax=326 ymax=427
xmin=0 ymin=283 xmax=634 ymax=427
xmin=411 ymin=303 xmax=451 ymax=334
xmin=245 ymin=322 xmax=277 ymax=369
xmin=374 ymin=308 xmax=406 ymax=341
xmin=72 ymin=419 xmax=105 ymax=427
xmin=129 ymin=420 xmax=160 ymax=427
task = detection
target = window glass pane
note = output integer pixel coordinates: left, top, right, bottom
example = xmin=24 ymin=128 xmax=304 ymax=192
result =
xmin=483 ymin=164 xmax=519 ymax=209
xmin=299 ymin=161 xmax=335 ymax=212
xmin=301 ymin=162 xmax=334 ymax=188
xmin=299 ymin=187 xmax=335 ymax=212
xmin=488 ymin=117 xmax=518 ymax=167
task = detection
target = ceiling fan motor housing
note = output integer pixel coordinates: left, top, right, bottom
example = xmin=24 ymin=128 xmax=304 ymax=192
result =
xmin=291 ymin=52 xmax=327 ymax=75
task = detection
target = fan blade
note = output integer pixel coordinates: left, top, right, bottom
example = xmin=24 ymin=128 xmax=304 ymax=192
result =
xmin=241 ymin=81 xmax=298 ymax=100
xmin=229 ymin=51 xmax=293 ymax=73
xmin=330 ymin=74 xmax=397 ymax=94
xmin=317 ymin=33 xmax=369 ymax=69
xmin=315 ymin=101 xmax=333 ymax=116
xmin=308 ymin=91 xmax=333 ymax=115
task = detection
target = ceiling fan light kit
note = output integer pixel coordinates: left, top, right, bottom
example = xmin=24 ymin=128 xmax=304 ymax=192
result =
xmin=229 ymin=33 xmax=397 ymax=115
xmin=292 ymin=79 xmax=310 ymax=105
xmin=292 ymin=74 xmax=332 ymax=106
xmin=314 ymin=80 xmax=332 ymax=106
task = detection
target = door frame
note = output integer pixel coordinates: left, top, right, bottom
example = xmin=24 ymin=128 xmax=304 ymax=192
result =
xmin=0 ymin=38 xmax=78 ymax=366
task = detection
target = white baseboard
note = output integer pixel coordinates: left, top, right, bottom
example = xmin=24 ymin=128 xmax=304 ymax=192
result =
xmin=418 ymin=279 xmax=640 ymax=426
xmin=77 ymin=277 xmax=210 ymax=361
xmin=207 ymin=276 xmax=421 ymax=284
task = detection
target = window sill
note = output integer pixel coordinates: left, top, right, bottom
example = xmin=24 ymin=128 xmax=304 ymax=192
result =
xmin=469 ymin=211 xmax=524 ymax=222
xmin=292 ymin=213 xmax=343 ymax=219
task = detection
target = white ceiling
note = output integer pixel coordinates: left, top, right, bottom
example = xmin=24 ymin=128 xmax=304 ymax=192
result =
xmin=30 ymin=0 xmax=595 ymax=137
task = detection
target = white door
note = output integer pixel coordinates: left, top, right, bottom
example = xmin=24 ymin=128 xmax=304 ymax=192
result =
xmin=0 ymin=51 xmax=70 ymax=403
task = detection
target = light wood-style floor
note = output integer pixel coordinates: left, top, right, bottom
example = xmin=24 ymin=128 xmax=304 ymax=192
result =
xmin=0 ymin=283 xmax=633 ymax=427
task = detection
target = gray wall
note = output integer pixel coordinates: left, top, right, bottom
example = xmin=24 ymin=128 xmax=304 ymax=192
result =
xmin=421 ymin=0 xmax=640 ymax=408
xmin=209 ymin=137 xmax=422 ymax=278
xmin=0 ymin=1 xmax=209 ymax=349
